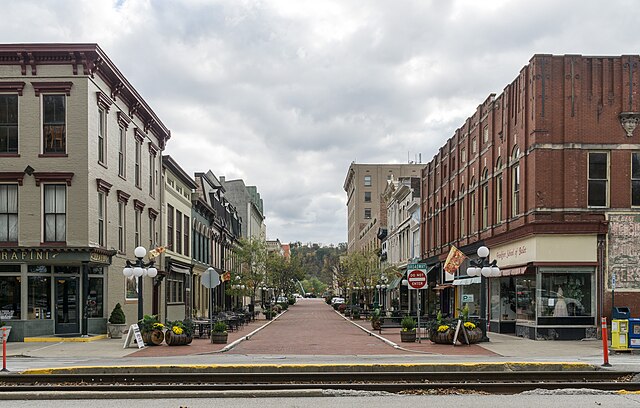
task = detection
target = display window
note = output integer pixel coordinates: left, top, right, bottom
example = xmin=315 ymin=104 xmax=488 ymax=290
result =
xmin=491 ymin=277 xmax=516 ymax=321
xmin=515 ymin=276 xmax=536 ymax=322
xmin=28 ymin=276 xmax=51 ymax=319
xmin=538 ymin=268 xmax=593 ymax=317
xmin=460 ymin=283 xmax=481 ymax=317
xmin=0 ymin=275 xmax=21 ymax=320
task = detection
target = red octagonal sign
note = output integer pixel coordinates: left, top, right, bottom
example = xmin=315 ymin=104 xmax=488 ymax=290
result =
xmin=407 ymin=270 xmax=427 ymax=289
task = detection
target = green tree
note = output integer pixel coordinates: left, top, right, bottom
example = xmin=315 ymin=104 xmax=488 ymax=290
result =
xmin=344 ymin=249 xmax=380 ymax=307
xmin=267 ymin=252 xmax=305 ymax=296
xmin=234 ymin=236 xmax=267 ymax=307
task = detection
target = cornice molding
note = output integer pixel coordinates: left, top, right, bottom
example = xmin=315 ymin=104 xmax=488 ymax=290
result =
xmin=0 ymin=172 xmax=25 ymax=185
xmin=96 ymin=91 xmax=112 ymax=112
xmin=117 ymin=111 xmax=131 ymax=130
xmin=133 ymin=199 xmax=146 ymax=212
xmin=117 ymin=190 xmax=131 ymax=204
xmin=0 ymin=81 xmax=26 ymax=95
xmin=33 ymin=172 xmax=74 ymax=186
xmin=134 ymin=128 xmax=145 ymax=143
xmin=148 ymin=141 xmax=159 ymax=155
xmin=96 ymin=178 xmax=113 ymax=195
xmin=32 ymin=81 xmax=73 ymax=96
xmin=0 ymin=44 xmax=171 ymax=146
xmin=148 ymin=207 xmax=159 ymax=219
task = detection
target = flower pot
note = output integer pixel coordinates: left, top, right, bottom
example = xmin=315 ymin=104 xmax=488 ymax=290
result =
xmin=142 ymin=329 xmax=165 ymax=346
xmin=165 ymin=331 xmax=193 ymax=346
xmin=400 ymin=330 xmax=416 ymax=343
xmin=430 ymin=330 xmax=454 ymax=344
xmin=211 ymin=332 xmax=228 ymax=344
xmin=107 ymin=323 xmax=127 ymax=339
xmin=371 ymin=319 xmax=381 ymax=330
xmin=465 ymin=328 xmax=483 ymax=344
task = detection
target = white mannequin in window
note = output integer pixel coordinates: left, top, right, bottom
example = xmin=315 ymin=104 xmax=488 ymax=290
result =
xmin=553 ymin=286 xmax=568 ymax=317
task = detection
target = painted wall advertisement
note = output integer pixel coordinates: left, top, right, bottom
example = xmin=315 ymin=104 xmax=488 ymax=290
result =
xmin=608 ymin=213 xmax=640 ymax=290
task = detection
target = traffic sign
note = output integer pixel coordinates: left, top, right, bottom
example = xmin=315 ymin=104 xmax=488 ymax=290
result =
xmin=201 ymin=268 xmax=220 ymax=289
xmin=407 ymin=268 xmax=427 ymax=290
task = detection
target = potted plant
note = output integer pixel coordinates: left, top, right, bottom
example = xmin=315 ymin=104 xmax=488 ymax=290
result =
xmin=370 ymin=308 xmax=382 ymax=330
xmin=165 ymin=319 xmax=194 ymax=346
xmin=138 ymin=314 xmax=165 ymax=346
xmin=352 ymin=308 xmax=361 ymax=320
xmin=400 ymin=316 xmax=417 ymax=342
xmin=211 ymin=321 xmax=228 ymax=344
xmin=263 ymin=308 xmax=274 ymax=320
xmin=428 ymin=311 xmax=454 ymax=344
xmin=107 ymin=303 xmax=127 ymax=339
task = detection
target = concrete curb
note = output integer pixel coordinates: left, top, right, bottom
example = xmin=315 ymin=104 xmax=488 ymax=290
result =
xmin=0 ymin=389 xmax=326 ymax=400
xmin=334 ymin=309 xmax=401 ymax=349
xmin=210 ymin=309 xmax=288 ymax=354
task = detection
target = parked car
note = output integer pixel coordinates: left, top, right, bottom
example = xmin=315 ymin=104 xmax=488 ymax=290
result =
xmin=276 ymin=296 xmax=288 ymax=304
xmin=330 ymin=297 xmax=345 ymax=305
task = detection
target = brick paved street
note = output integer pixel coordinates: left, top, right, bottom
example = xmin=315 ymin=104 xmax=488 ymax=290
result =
xmin=228 ymin=299 xmax=496 ymax=355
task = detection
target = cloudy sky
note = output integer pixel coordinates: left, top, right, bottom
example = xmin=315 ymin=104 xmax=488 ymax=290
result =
xmin=3 ymin=1 xmax=639 ymax=245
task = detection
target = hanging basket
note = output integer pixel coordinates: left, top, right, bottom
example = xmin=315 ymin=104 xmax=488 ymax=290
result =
xmin=142 ymin=329 xmax=165 ymax=346
xmin=165 ymin=331 xmax=193 ymax=346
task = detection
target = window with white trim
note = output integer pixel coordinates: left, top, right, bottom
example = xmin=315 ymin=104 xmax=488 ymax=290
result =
xmin=97 ymin=191 xmax=105 ymax=247
xmin=43 ymin=95 xmax=66 ymax=154
xmin=0 ymin=95 xmax=18 ymax=154
xmin=0 ymin=184 xmax=18 ymax=242
xmin=118 ymin=201 xmax=125 ymax=252
xmin=118 ymin=127 xmax=126 ymax=178
xmin=98 ymin=108 xmax=106 ymax=164
xmin=43 ymin=184 xmax=66 ymax=242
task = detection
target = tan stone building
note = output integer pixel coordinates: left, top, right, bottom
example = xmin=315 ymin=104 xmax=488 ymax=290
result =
xmin=343 ymin=162 xmax=424 ymax=254
xmin=0 ymin=44 xmax=170 ymax=340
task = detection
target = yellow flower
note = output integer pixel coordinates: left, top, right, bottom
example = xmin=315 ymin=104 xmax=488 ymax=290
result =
xmin=152 ymin=323 xmax=164 ymax=329
xmin=464 ymin=322 xmax=476 ymax=330
xmin=172 ymin=326 xmax=183 ymax=335
xmin=437 ymin=325 xmax=450 ymax=333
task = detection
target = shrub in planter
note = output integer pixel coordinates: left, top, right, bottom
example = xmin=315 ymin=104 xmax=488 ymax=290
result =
xmin=211 ymin=321 xmax=228 ymax=344
xmin=107 ymin=303 xmax=127 ymax=339
xmin=352 ymin=308 xmax=361 ymax=320
xmin=400 ymin=316 xmax=417 ymax=342
xmin=278 ymin=302 xmax=289 ymax=311
xmin=338 ymin=304 xmax=347 ymax=314
xmin=287 ymin=296 xmax=296 ymax=305
xmin=165 ymin=319 xmax=194 ymax=346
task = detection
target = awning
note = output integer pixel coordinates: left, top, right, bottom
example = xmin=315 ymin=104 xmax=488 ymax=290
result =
xmin=452 ymin=276 xmax=481 ymax=286
xmin=169 ymin=264 xmax=191 ymax=275
xmin=500 ymin=266 xmax=528 ymax=276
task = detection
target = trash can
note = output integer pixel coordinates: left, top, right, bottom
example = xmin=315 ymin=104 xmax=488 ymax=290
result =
xmin=613 ymin=307 xmax=631 ymax=319
xmin=628 ymin=318 xmax=640 ymax=348
xmin=611 ymin=319 xmax=629 ymax=350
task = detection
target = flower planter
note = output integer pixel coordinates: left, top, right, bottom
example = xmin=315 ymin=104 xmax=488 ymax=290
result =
xmin=400 ymin=330 xmax=416 ymax=343
xmin=211 ymin=332 xmax=228 ymax=344
xmin=371 ymin=319 xmax=381 ymax=330
xmin=165 ymin=331 xmax=193 ymax=346
xmin=465 ymin=328 xmax=483 ymax=344
xmin=142 ymin=329 xmax=164 ymax=346
xmin=430 ymin=330 xmax=454 ymax=344
xmin=107 ymin=323 xmax=126 ymax=339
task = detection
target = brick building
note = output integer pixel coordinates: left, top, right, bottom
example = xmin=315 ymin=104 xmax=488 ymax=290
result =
xmin=0 ymin=44 xmax=170 ymax=340
xmin=422 ymin=54 xmax=640 ymax=340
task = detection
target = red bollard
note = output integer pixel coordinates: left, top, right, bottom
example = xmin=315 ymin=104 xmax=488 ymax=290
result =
xmin=601 ymin=317 xmax=611 ymax=367
xmin=1 ymin=327 xmax=7 ymax=372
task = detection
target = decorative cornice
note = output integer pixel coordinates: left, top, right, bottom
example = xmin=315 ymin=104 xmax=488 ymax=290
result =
xmin=117 ymin=190 xmax=131 ymax=203
xmin=0 ymin=81 xmax=26 ymax=95
xmin=117 ymin=111 xmax=131 ymax=130
xmin=0 ymin=44 xmax=170 ymax=146
xmin=96 ymin=91 xmax=112 ymax=112
xmin=96 ymin=178 xmax=113 ymax=195
xmin=0 ymin=172 xmax=25 ymax=185
xmin=33 ymin=172 xmax=74 ymax=186
xmin=148 ymin=207 xmax=159 ymax=219
xmin=148 ymin=141 xmax=159 ymax=155
xmin=134 ymin=128 xmax=145 ymax=143
xmin=133 ymin=199 xmax=146 ymax=212
xmin=32 ymin=81 xmax=73 ymax=96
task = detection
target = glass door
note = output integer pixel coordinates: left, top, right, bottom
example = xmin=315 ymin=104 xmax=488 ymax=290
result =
xmin=55 ymin=277 xmax=79 ymax=334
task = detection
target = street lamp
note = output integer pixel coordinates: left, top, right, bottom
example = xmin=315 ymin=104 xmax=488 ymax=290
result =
xmin=122 ymin=246 xmax=158 ymax=321
xmin=466 ymin=245 xmax=500 ymax=341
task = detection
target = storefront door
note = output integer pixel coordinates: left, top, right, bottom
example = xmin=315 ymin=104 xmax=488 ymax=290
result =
xmin=55 ymin=277 xmax=79 ymax=334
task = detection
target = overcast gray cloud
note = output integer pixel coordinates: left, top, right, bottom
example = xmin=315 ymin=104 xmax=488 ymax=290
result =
xmin=3 ymin=0 xmax=640 ymax=244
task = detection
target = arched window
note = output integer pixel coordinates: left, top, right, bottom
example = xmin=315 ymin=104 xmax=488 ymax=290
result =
xmin=511 ymin=146 xmax=520 ymax=216
xmin=481 ymin=168 xmax=489 ymax=229
xmin=495 ymin=157 xmax=503 ymax=223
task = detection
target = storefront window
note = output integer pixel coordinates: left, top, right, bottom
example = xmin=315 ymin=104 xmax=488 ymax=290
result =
xmin=54 ymin=266 xmax=79 ymax=274
xmin=491 ymin=277 xmax=517 ymax=321
xmin=0 ymin=265 xmax=20 ymax=273
xmin=28 ymin=265 xmax=51 ymax=274
xmin=460 ymin=283 xmax=481 ymax=317
xmin=538 ymin=269 xmax=593 ymax=317
xmin=0 ymin=276 xmax=21 ymax=320
xmin=87 ymin=277 xmax=104 ymax=318
xmin=515 ymin=276 xmax=536 ymax=322
xmin=28 ymin=276 xmax=51 ymax=319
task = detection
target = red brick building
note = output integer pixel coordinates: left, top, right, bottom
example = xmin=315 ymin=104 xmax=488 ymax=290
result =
xmin=421 ymin=54 xmax=640 ymax=340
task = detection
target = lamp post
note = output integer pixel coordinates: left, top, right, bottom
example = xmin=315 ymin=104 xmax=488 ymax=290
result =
xmin=466 ymin=245 xmax=500 ymax=342
xmin=122 ymin=246 xmax=158 ymax=322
